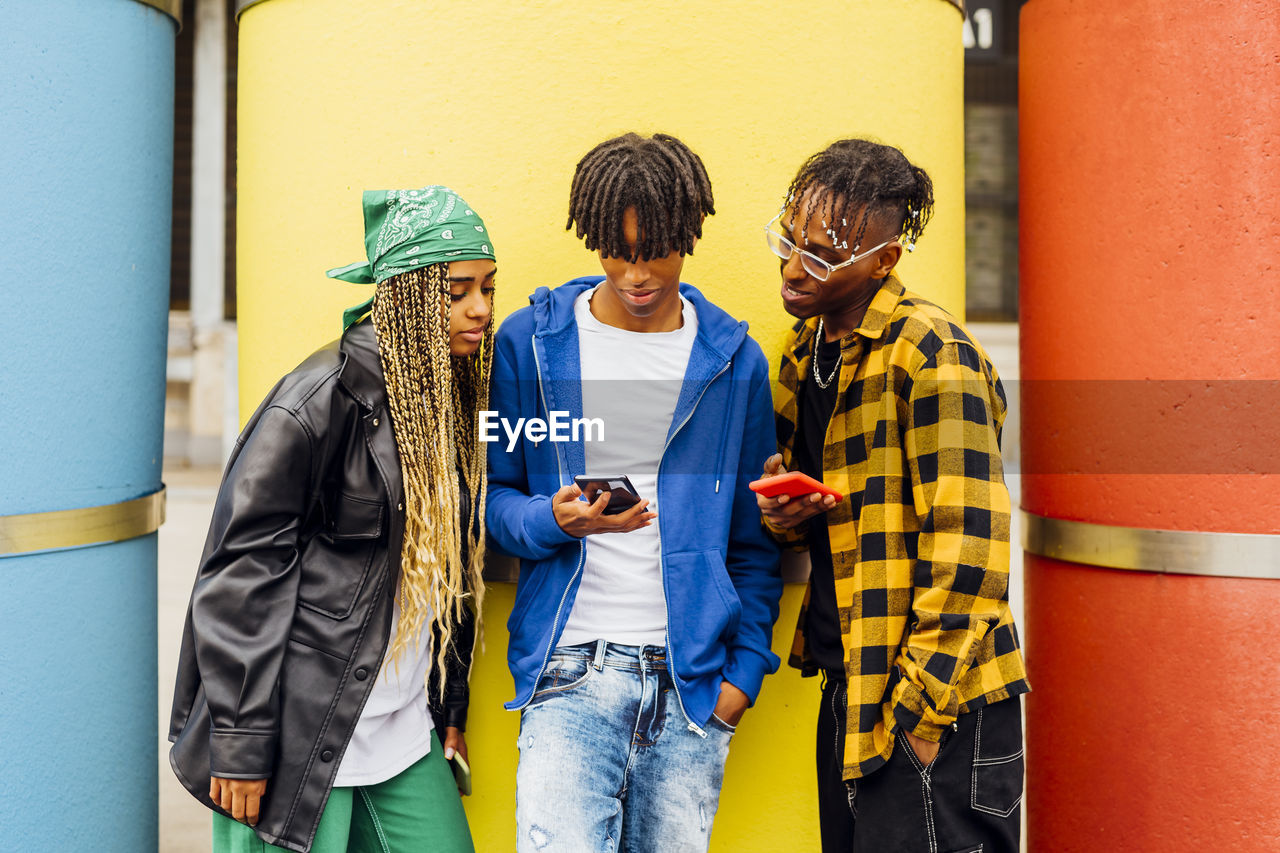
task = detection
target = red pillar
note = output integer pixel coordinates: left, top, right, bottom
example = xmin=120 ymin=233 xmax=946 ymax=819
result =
xmin=1020 ymin=1 xmax=1280 ymax=850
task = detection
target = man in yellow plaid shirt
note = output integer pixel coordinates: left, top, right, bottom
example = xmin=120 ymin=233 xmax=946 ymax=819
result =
xmin=757 ymin=139 xmax=1030 ymax=852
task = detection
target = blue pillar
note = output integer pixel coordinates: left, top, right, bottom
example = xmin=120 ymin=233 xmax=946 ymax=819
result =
xmin=0 ymin=1 xmax=177 ymax=849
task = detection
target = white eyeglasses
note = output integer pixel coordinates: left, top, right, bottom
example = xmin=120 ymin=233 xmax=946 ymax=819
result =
xmin=764 ymin=212 xmax=897 ymax=281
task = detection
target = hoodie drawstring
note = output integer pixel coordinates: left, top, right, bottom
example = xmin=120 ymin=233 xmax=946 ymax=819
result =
xmin=713 ymin=359 xmax=734 ymax=493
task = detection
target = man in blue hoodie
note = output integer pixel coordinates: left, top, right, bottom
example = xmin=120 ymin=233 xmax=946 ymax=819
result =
xmin=486 ymin=132 xmax=783 ymax=853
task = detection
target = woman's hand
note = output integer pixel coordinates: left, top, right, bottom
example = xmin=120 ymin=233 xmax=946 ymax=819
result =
xmin=210 ymin=776 xmax=267 ymax=826
xmin=756 ymin=454 xmax=837 ymax=530
xmin=442 ymin=726 xmax=468 ymax=765
xmin=442 ymin=727 xmax=470 ymax=795
xmin=551 ymin=484 xmax=655 ymax=537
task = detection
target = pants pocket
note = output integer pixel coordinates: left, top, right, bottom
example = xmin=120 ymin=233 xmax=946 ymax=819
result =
xmin=970 ymin=704 xmax=1025 ymax=818
xmin=526 ymin=655 xmax=593 ymax=708
xmin=707 ymin=712 xmax=737 ymax=735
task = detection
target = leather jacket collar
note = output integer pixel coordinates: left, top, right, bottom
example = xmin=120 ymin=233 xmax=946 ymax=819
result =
xmin=338 ymin=319 xmax=386 ymax=411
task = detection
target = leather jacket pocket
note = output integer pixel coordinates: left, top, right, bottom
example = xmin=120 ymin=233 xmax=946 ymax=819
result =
xmin=298 ymin=492 xmax=384 ymax=618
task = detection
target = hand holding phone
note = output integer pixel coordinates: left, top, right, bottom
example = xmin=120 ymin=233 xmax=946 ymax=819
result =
xmin=551 ymin=476 xmax=655 ymax=538
xmin=749 ymin=470 xmax=843 ymax=502
xmin=574 ymin=474 xmax=644 ymax=515
xmin=443 ymin=726 xmax=471 ymax=796
xmin=448 ymin=751 xmax=472 ymax=797
xmin=753 ymin=454 xmax=839 ymax=530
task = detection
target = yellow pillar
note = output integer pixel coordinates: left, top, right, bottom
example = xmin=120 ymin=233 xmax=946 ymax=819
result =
xmin=236 ymin=1 xmax=965 ymax=848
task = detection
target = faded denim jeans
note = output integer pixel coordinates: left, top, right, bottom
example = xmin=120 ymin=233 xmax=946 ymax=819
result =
xmin=515 ymin=641 xmax=735 ymax=853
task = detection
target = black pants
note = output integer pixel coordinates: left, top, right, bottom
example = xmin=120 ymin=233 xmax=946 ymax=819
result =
xmin=817 ymin=676 xmax=1024 ymax=852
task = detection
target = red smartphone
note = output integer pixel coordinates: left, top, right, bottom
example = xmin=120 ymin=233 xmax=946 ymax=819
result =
xmin=749 ymin=471 xmax=843 ymax=502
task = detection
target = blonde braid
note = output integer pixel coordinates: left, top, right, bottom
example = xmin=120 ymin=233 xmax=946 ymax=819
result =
xmin=371 ymin=264 xmax=491 ymax=698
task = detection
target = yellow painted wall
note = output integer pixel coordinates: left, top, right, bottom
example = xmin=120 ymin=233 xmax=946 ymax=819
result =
xmin=467 ymin=580 xmax=816 ymax=852
xmin=236 ymin=1 xmax=965 ymax=849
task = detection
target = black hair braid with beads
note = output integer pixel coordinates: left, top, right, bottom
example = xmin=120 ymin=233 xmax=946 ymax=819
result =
xmin=785 ymin=139 xmax=934 ymax=253
xmin=567 ymin=132 xmax=715 ymax=262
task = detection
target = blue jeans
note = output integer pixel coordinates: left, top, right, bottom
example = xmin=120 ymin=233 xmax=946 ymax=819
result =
xmin=515 ymin=641 xmax=735 ymax=853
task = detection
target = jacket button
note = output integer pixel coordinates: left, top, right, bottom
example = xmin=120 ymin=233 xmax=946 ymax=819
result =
xmin=372 ymin=417 xmax=380 ymax=427
xmin=321 ymin=749 xmax=334 ymax=762
xmin=355 ymin=667 xmax=368 ymax=681
xmin=396 ymin=502 xmax=404 ymax=511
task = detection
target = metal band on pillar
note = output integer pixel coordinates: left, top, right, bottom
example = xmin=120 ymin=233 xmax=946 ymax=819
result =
xmin=136 ymin=0 xmax=183 ymax=26
xmin=234 ymin=0 xmax=968 ymax=20
xmin=0 ymin=488 xmax=167 ymax=556
xmin=1022 ymin=510 xmax=1280 ymax=580
xmin=236 ymin=0 xmax=269 ymax=17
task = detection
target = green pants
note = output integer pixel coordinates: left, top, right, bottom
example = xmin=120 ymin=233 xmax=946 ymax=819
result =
xmin=213 ymin=730 xmax=474 ymax=853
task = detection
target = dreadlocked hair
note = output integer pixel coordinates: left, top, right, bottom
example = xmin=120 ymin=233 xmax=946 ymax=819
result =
xmin=567 ymin=132 xmax=715 ymax=262
xmin=371 ymin=262 xmax=491 ymax=699
xmin=785 ymin=138 xmax=934 ymax=254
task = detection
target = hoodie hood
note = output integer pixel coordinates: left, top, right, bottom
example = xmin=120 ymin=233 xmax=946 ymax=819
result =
xmin=528 ymin=276 xmax=750 ymax=361
xmin=520 ymin=276 xmax=751 ymax=483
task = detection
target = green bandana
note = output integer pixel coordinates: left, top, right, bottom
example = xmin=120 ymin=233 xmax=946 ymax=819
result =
xmin=327 ymin=186 xmax=496 ymax=330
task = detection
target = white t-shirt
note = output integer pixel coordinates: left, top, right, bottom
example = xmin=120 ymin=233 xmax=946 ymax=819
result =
xmin=558 ymin=286 xmax=697 ymax=648
xmin=333 ymin=597 xmax=435 ymax=786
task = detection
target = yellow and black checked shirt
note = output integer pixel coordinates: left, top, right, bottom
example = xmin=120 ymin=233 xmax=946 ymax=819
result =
xmin=769 ymin=275 xmax=1029 ymax=781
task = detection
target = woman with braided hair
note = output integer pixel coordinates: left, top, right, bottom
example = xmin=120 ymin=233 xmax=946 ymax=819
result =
xmin=169 ymin=186 xmax=495 ymax=853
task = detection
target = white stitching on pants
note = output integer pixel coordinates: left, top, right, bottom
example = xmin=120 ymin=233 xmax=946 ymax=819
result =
xmin=974 ymin=708 xmax=983 ymax=764
xmin=830 ymin=683 xmax=842 ymax=763
xmin=971 ymin=708 xmax=982 ymax=813
xmin=359 ymin=786 xmax=393 ymax=853
xmin=831 ymin=681 xmax=856 ymax=817
xmin=922 ymin=771 xmax=937 ymax=853
xmin=970 ymin=707 xmax=1023 ymax=818
xmin=970 ymin=706 xmax=1022 ymax=766
xmin=900 ymin=733 xmax=937 ymax=853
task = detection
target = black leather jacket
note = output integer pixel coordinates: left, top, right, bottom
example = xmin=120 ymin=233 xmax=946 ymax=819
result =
xmin=168 ymin=320 xmax=474 ymax=853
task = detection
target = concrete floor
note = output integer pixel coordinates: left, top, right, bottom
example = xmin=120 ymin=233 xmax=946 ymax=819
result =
xmin=158 ymin=466 xmax=220 ymax=853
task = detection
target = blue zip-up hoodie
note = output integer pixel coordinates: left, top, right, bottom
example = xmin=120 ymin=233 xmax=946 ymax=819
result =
xmin=486 ymin=277 xmax=783 ymax=733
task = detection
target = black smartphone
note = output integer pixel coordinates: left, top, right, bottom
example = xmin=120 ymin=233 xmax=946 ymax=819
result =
xmin=573 ymin=474 xmax=644 ymax=515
